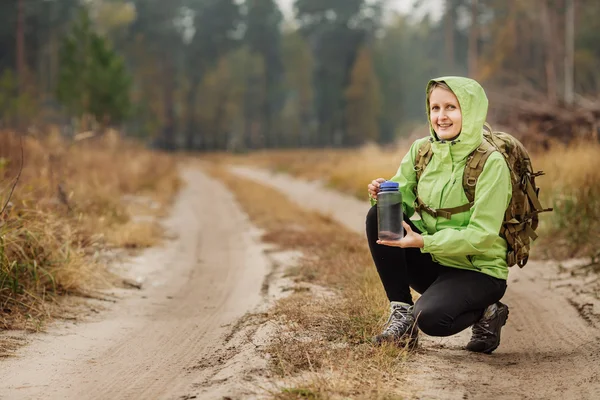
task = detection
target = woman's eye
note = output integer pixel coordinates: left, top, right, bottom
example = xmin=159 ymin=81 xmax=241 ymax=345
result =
xmin=447 ymin=105 xmax=455 ymax=110
xmin=431 ymin=106 xmax=439 ymax=111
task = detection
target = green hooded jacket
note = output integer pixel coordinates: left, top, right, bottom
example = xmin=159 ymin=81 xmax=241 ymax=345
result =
xmin=375 ymin=76 xmax=512 ymax=280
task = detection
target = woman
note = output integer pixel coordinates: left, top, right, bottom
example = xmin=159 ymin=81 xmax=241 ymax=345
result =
xmin=366 ymin=76 xmax=511 ymax=354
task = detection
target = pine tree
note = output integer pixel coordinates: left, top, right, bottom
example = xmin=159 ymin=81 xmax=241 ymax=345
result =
xmin=281 ymin=29 xmax=314 ymax=147
xmin=88 ymin=34 xmax=132 ymax=128
xmin=345 ymin=46 xmax=381 ymax=145
xmin=245 ymin=0 xmax=284 ymax=148
xmin=56 ymin=9 xmax=131 ymax=132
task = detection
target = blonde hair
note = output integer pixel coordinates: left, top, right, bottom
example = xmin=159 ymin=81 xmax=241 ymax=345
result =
xmin=427 ymin=81 xmax=453 ymax=99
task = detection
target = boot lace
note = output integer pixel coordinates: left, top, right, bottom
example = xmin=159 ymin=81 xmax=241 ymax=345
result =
xmin=471 ymin=304 xmax=497 ymax=341
xmin=471 ymin=321 xmax=494 ymax=341
xmin=382 ymin=304 xmax=414 ymax=337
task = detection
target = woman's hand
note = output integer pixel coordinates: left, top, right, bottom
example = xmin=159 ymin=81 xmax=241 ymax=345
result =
xmin=368 ymin=178 xmax=386 ymax=200
xmin=377 ymin=221 xmax=424 ymax=249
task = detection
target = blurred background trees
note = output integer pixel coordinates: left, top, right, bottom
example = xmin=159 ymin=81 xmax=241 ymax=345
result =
xmin=56 ymin=9 xmax=132 ymax=132
xmin=0 ymin=0 xmax=598 ymax=149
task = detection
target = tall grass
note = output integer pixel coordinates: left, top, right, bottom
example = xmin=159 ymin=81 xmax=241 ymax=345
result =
xmin=230 ymin=140 xmax=600 ymax=262
xmin=0 ymin=130 xmax=180 ymax=330
xmin=534 ymin=142 xmax=600 ymax=260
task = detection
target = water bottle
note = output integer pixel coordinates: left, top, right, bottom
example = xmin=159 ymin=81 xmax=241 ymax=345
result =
xmin=377 ymin=181 xmax=404 ymax=241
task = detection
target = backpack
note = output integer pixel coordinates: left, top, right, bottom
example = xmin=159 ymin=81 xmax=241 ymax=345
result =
xmin=413 ymin=123 xmax=553 ymax=268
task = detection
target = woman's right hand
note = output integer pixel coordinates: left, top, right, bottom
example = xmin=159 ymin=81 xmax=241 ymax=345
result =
xmin=368 ymin=178 xmax=387 ymax=200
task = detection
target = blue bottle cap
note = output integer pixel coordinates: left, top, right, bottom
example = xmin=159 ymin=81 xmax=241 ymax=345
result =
xmin=379 ymin=181 xmax=399 ymax=192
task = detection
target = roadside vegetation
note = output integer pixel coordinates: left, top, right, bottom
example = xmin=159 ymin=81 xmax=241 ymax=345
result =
xmin=0 ymin=130 xmax=179 ymax=332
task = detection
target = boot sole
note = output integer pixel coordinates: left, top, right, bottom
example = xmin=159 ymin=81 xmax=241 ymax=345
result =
xmin=482 ymin=305 xmax=509 ymax=354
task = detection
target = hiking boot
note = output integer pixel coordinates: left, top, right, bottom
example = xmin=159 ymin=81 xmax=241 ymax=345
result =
xmin=372 ymin=301 xmax=418 ymax=347
xmin=466 ymin=301 xmax=509 ymax=354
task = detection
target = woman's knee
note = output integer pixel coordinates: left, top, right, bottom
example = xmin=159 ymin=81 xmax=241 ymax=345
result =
xmin=413 ymin=302 xmax=453 ymax=337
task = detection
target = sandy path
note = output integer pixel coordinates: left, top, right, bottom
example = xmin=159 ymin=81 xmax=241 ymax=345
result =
xmin=0 ymin=168 xmax=273 ymax=400
xmin=230 ymin=166 xmax=600 ymax=400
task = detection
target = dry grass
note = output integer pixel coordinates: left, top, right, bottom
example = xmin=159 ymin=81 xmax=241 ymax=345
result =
xmin=105 ymin=220 xmax=164 ymax=249
xmin=210 ymin=142 xmax=408 ymax=200
xmin=0 ymin=129 xmax=180 ymax=330
xmin=225 ymin=140 xmax=600 ymax=263
xmin=533 ymin=141 xmax=600 ymax=261
xmin=207 ymin=162 xmax=413 ymax=399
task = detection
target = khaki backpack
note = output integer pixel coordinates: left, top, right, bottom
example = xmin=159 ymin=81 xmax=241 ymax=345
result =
xmin=413 ymin=123 xmax=552 ymax=268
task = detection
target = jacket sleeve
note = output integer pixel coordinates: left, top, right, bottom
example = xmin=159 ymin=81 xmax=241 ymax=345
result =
xmin=421 ymin=153 xmax=512 ymax=256
xmin=370 ymin=139 xmax=422 ymax=218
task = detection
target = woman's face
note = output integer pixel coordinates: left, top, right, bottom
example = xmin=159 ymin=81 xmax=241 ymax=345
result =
xmin=429 ymin=87 xmax=462 ymax=140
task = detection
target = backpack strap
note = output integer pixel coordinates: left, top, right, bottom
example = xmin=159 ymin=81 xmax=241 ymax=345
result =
xmin=414 ymin=138 xmax=434 ymax=182
xmin=483 ymin=122 xmax=494 ymax=134
xmin=413 ymin=133 xmax=498 ymax=220
xmin=462 ymin=137 xmax=497 ymax=203
xmin=415 ymin=196 xmax=474 ymax=219
xmin=525 ymin=179 xmax=545 ymax=212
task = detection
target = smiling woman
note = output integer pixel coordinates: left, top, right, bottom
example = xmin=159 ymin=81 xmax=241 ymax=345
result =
xmin=366 ymin=76 xmax=512 ymax=355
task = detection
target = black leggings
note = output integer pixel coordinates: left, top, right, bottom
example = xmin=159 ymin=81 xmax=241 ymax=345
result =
xmin=366 ymin=205 xmax=507 ymax=337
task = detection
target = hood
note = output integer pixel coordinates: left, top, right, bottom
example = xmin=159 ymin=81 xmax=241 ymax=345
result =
xmin=426 ymin=76 xmax=489 ymax=160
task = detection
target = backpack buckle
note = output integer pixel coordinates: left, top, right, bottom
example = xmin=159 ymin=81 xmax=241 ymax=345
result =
xmin=466 ymin=177 xmax=477 ymax=186
xmin=416 ymin=201 xmax=437 ymax=218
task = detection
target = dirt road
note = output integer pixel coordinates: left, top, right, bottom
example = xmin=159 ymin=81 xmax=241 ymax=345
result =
xmin=0 ymin=168 xmax=277 ymax=400
xmin=231 ymin=166 xmax=600 ymax=400
xmin=1 ymin=164 xmax=599 ymax=400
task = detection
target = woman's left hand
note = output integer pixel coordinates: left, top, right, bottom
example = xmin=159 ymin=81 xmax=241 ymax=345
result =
xmin=377 ymin=221 xmax=425 ymax=248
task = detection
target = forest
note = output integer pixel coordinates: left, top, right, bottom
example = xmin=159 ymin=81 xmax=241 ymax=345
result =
xmin=1 ymin=0 xmax=599 ymax=150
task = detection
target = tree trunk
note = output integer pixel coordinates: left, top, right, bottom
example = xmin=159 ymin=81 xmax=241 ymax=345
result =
xmin=445 ymin=0 xmax=455 ymax=71
xmin=161 ymin=60 xmax=176 ymax=151
xmin=564 ymin=0 xmax=575 ymax=105
xmin=300 ymin=110 xmax=310 ymax=147
xmin=185 ymin=75 xmax=201 ymax=150
xmin=540 ymin=0 xmax=558 ymax=103
xmin=468 ymin=0 xmax=478 ymax=78
xmin=213 ymin=89 xmax=228 ymax=150
xmin=16 ymin=0 xmax=25 ymax=92
xmin=262 ymin=85 xmax=272 ymax=148
xmin=16 ymin=0 xmax=26 ymax=128
xmin=244 ymin=74 xmax=257 ymax=150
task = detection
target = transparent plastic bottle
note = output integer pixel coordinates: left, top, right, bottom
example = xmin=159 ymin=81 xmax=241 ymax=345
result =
xmin=377 ymin=181 xmax=404 ymax=241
